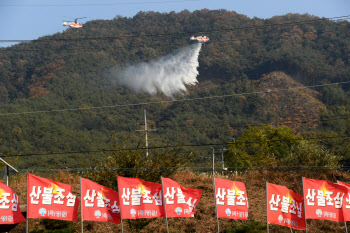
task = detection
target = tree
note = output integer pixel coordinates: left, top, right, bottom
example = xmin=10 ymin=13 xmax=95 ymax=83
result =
xmin=225 ymin=125 xmax=340 ymax=169
xmin=86 ymin=137 xmax=193 ymax=189
xmin=84 ymin=137 xmax=193 ymax=232
xmin=284 ymin=140 xmax=339 ymax=167
xmin=225 ymin=125 xmax=302 ymax=168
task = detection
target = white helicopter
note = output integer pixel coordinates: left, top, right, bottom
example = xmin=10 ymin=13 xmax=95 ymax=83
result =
xmin=190 ymin=35 xmax=210 ymax=43
xmin=62 ymin=17 xmax=86 ymax=29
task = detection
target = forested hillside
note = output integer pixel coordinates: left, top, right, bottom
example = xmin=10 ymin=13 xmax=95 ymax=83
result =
xmin=0 ymin=9 xmax=350 ymax=170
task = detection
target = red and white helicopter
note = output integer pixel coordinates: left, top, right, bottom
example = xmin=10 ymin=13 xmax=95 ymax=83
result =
xmin=63 ymin=17 xmax=86 ymax=29
xmin=190 ymin=35 xmax=209 ymax=43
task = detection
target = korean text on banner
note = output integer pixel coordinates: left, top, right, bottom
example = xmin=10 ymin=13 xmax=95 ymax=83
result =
xmin=214 ymin=178 xmax=248 ymax=219
xmin=0 ymin=182 xmax=26 ymax=224
xmin=267 ymin=182 xmax=307 ymax=230
xmin=303 ymin=177 xmax=348 ymax=222
xmin=81 ymin=178 xmax=120 ymax=224
xmin=117 ymin=176 xmax=165 ymax=219
xmin=27 ymin=174 xmax=79 ymax=221
xmin=162 ymin=177 xmax=202 ymax=218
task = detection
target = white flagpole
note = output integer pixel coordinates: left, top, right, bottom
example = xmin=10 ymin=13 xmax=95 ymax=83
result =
xmin=212 ymin=177 xmax=220 ymax=233
xmin=345 ymin=222 xmax=348 ymax=233
xmin=302 ymin=177 xmax=308 ymax=233
xmin=337 ymin=181 xmax=348 ymax=233
xmin=117 ymin=177 xmax=124 ymax=233
xmin=161 ymin=176 xmax=169 ymax=233
xmin=80 ymin=177 xmax=83 ymax=233
xmin=266 ymin=182 xmax=269 ymax=233
xmin=26 ymin=174 xmax=29 ymax=233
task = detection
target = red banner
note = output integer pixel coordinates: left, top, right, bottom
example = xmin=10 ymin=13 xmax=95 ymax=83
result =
xmin=162 ymin=177 xmax=202 ymax=218
xmin=338 ymin=181 xmax=350 ymax=189
xmin=337 ymin=181 xmax=350 ymax=221
xmin=267 ymin=183 xmax=307 ymax=230
xmin=27 ymin=174 xmax=79 ymax=221
xmin=303 ymin=177 xmax=348 ymax=222
xmin=214 ymin=178 xmax=248 ymax=219
xmin=117 ymin=176 xmax=165 ymax=219
xmin=81 ymin=178 xmax=121 ymax=224
xmin=0 ymin=182 xmax=26 ymax=224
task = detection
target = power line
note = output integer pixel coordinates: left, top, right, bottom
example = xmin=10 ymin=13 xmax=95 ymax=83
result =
xmin=0 ymin=0 xmax=198 ymax=7
xmin=14 ymin=165 xmax=349 ymax=173
xmin=1 ymin=80 xmax=349 ymax=116
xmin=154 ymin=114 xmax=350 ymax=131
xmin=1 ymin=14 xmax=348 ymax=44
xmin=2 ymin=28 xmax=347 ymax=53
xmin=2 ymin=99 xmax=347 ymax=160
xmin=2 ymin=134 xmax=349 ymax=158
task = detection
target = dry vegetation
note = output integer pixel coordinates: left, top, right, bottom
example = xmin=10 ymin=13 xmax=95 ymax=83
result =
xmin=3 ymin=169 xmax=350 ymax=232
xmin=256 ymin=72 xmax=326 ymax=131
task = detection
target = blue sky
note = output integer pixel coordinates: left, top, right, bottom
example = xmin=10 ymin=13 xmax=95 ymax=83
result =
xmin=1 ymin=0 xmax=349 ymax=47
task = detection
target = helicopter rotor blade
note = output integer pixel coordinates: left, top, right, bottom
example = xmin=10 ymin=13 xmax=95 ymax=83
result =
xmin=74 ymin=17 xmax=86 ymax=23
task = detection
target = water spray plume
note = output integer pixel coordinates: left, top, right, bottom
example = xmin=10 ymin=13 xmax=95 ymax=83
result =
xmin=113 ymin=43 xmax=202 ymax=97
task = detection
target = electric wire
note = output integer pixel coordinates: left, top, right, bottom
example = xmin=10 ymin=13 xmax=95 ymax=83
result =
xmin=0 ymin=14 xmax=348 ymax=44
xmin=15 ymin=166 xmax=349 ymax=173
xmin=1 ymin=14 xmax=349 ymax=170
xmin=0 ymin=0 xmax=199 ymax=7
xmin=154 ymin=114 xmax=350 ymax=131
xmin=2 ymin=28 xmax=347 ymax=53
xmin=1 ymin=80 xmax=349 ymax=116
xmin=2 ymin=134 xmax=349 ymax=158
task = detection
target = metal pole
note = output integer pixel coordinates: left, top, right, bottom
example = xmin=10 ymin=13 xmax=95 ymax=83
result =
xmin=144 ymin=109 xmax=148 ymax=158
xmin=80 ymin=177 xmax=83 ymax=233
xmin=117 ymin=177 xmax=124 ymax=233
xmin=211 ymin=147 xmax=215 ymax=176
xmin=26 ymin=174 xmax=29 ymax=233
xmin=4 ymin=166 xmax=8 ymax=233
xmin=213 ymin=177 xmax=220 ymax=233
xmin=1 ymin=155 xmax=18 ymax=233
xmin=135 ymin=110 xmax=155 ymax=158
xmin=4 ymin=164 xmax=9 ymax=186
xmin=161 ymin=176 xmax=169 ymax=233
xmin=230 ymin=138 xmax=238 ymax=175
xmin=220 ymin=149 xmax=228 ymax=171
xmin=266 ymin=182 xmax=269 ymax=233
xmin=345 ymin=221 xmax=348 ymax=233
xmin=0 ymin=158 xmax=18 ymax=186
xmin=302 ymin=177 xmax=308 ymax=233
xmin=221 ymin=152 xmax=224 ymax=170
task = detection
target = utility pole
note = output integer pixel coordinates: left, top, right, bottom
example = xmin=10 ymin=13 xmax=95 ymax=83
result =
xmin=211 ymin=147 xmax=215 ymax=176
xmin=0 ymin=158 xmax=18 ymax=233
xmin=135 ymin=109 xmax=156 ymax=158
xmin=0 ymin=158 xmax=18 ymax=186
xmin=220 ymin=148 xmax=228 ymax=171
xmin=230 ymin=138 xmax=238 ymax=175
